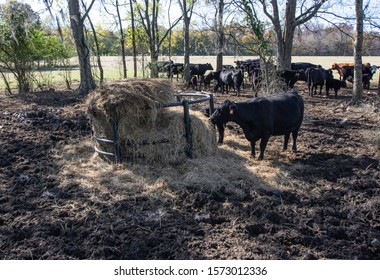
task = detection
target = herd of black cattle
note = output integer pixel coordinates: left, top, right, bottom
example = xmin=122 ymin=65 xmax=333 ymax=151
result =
xmin=149 ymin=59 xmax=377 ymax=159
xmin=151 ymin=59 xmax=378 ymax=98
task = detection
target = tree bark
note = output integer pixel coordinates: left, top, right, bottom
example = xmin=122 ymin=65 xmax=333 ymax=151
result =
xmin=179 ymin=0 xmax=195 ymax=82
xmin=116 ymin=0 xmax=127 ymax=78
xmin=130 ymin=0 xmax=137 ymax=77
xmin=259 ymin=0 xmax=327 ymax=70
xmin=136 ymin=0 xmax=182 ymax=78
xmin=216 ymin=0 xmax=224 ymax=71
xmin=85 ymin=4 xmax=104 ymax=84
xmin=68 ymin=0 xmax=96 ymax=95
xmin=352 ymin=0 xmax=364 ymax=104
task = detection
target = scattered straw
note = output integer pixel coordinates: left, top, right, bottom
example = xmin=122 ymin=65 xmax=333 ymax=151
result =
xmin=87 ymin=79 xmax=217 ymax=163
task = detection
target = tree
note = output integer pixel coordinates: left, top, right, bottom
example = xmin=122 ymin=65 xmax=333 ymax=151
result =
xmin=82 ymin=0 xmax=104 ymax=84
xmin=135 ymin=0 xmax=181 ymax=78
xmin=0 ymin=1 xmax=69 ymax=94
xmin=239 ymin=0 xmax=327 ymax=70
xmin=129 ymin=0 xmax=137 ymax=77
xmin=178 ymin=0 xmax=196 ymax=82
xmin=102 ymin=0 xmax=128 ymax=78
xmin=68 ymin=0 xmax=96 ymax=95
xmin=351 ymin=0 xmax=364 ymax=105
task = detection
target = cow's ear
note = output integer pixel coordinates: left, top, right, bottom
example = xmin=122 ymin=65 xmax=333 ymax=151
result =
xmin=228 ymin=101 xmax=237 ymax=115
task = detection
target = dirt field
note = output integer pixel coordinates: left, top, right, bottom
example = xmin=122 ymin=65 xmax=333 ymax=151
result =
xmin=0 ymin=80 xmax=379 ymax=260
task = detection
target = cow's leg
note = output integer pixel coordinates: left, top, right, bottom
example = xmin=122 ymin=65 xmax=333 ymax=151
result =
xmin=250 ymin=141 xmax=256 ymax=158
xmin=258 ymin=136 xmax=270 ymax=160
xmin=291 ymin=129 xmax=299 ymax=153
xmin=283 ymin=133 xmax=290 ymax=150
xmin=217 ymin=123 xmax=225 ymax=144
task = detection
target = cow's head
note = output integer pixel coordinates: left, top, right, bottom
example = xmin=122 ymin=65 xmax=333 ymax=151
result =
xmin=205 ymin=63 xmax=214 ymax=71
xmin=210 ymin=100 xmax=237 ymax=125
xmin=331 ymin=63 xmax=338 ymax=70
xmin=297 ymin=69 xmax=307 ymax=81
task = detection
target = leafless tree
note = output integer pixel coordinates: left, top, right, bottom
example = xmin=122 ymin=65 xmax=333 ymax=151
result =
xmin=351 ymin=0 xmax=364 ymax=105
xmin=102 ymin=0 xmax=128 ymax=78
xmin=82 ymin=0 xmax=104 ymax=84
xmin=135 ymin=0 xmax=182 ymax=78
xmin=68 ymin=0 xmax=96 ymax=95
xmin=130 ymin=0 xmax=137 ymax=77
xmin=240 ymin=0 xmax=328 ymax=70
xmin=178 ymin=0 xmax=196 ymax=82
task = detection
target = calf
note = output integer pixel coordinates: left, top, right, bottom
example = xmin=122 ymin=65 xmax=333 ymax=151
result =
xmin=190 ymin=63 xmax=214 ymax=89
xmin=326 ymin=78 xmax=347 ymax=97
xmin=210 ymin=92 xmax=304 ymax=160
xmin=231 ymin=69 xmax=244 ymax=96
xmin=188 ymin=75 xmax=198 ymax=90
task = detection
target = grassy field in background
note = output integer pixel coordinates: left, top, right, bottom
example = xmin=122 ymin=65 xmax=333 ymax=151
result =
xmin=1 ymin=56 xmax=380 ymax=91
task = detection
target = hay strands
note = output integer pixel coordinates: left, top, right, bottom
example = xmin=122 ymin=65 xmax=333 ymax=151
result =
xmin=94 ymin=118 xmax=121 ymax=163
xmin=91 ymin=89 xmax=215 ymax=164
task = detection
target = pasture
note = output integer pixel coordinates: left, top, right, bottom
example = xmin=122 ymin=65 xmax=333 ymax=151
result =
xmin=1 ymin=56 xmax=380 ymax=91
xmin=0 ymin=59 xmax=379 ymax=259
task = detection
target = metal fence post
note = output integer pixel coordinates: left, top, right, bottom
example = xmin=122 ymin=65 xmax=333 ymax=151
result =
xmin=182 ymin=100 xmax=193 ymax=159
xmin=111 ymin=119 xmax=121 ymax=163
xmin=208 ymin=93 xmax=215 ymax=115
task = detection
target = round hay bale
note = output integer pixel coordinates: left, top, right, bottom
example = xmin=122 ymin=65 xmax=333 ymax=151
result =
xmin=87 ymin=79 xmax=217 ymax=163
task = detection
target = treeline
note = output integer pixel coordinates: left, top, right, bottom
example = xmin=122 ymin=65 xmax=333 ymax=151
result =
xmin=83 ymin=24 xmax=380 ymax=58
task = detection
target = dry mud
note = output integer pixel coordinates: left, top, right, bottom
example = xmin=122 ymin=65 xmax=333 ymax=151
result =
xmin=0 ymin=84 xmax=379 ymax=260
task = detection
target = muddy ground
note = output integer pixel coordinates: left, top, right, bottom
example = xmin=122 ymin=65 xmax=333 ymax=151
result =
xmin=0 ymin=83 xmax=379 ymax=260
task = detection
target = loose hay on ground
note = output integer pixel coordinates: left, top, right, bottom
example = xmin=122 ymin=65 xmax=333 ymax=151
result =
xmin=87 ymin=79 xmax=217 ymax=163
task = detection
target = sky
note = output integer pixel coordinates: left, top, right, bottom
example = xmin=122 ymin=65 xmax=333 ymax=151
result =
xmin=0 ymin=0 xmax=379 ymax=32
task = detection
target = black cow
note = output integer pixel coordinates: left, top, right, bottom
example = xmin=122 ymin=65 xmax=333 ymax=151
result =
xmin=231 ymin=69 xmax=244 ymax=96
xmin=188 ymin=75 xmax=198 ymax=90
xmin=167 ymin=63 xmax=184 ymax=81
xmin=235 ymin=59 xmax=261 ymax=87
xmin=148 ymin=60 xmax=173 ymax=74
xmin=347 ymin=73 xmax=372 ymax=89
xmin=326 ymin=78 xmax=347 ymax=97
xmin=305 ymin=66 xmax=331 ymax=96
xmin=280 ymin=70 xmax=307 ymax=88
xmin=210 ymin=91 xmax=304 ymax=160
xmin=204 ymin=69 xmax=243 ymax=95
xmin=189 ymin=63 xmax=214 ymax=89
xmin=343 ymin=65 xmax=374 ymax=89
xmin=341 ymin=66 xmax=354 ymax=81
xmin=218 ymin=70 xmax=234 ymax=94
xmin=291 ymin=62 xmax=318 ymax=72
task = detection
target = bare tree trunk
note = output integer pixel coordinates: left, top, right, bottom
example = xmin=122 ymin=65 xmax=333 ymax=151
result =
xmin=180 ymin=0 xmax=195 ymax=83
xmin=83 ymin=0 xmax=104 ymax=84
xmin=136 ymin=0 xmax=182 ymax=78
xmin=352 ymin=0 xmax=364 ymax=105
xmin=116 ymin=0 xmax=127 ymax=79
xmin=216 ymin=0 xmax=224 ymax=71
xmin=130 ymin=0 xmax=137 ymax=77
xmin=257 ymin=0 xmax=326 ymax=70
xmin=68 ymin=0 xmax=96 ymax=95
